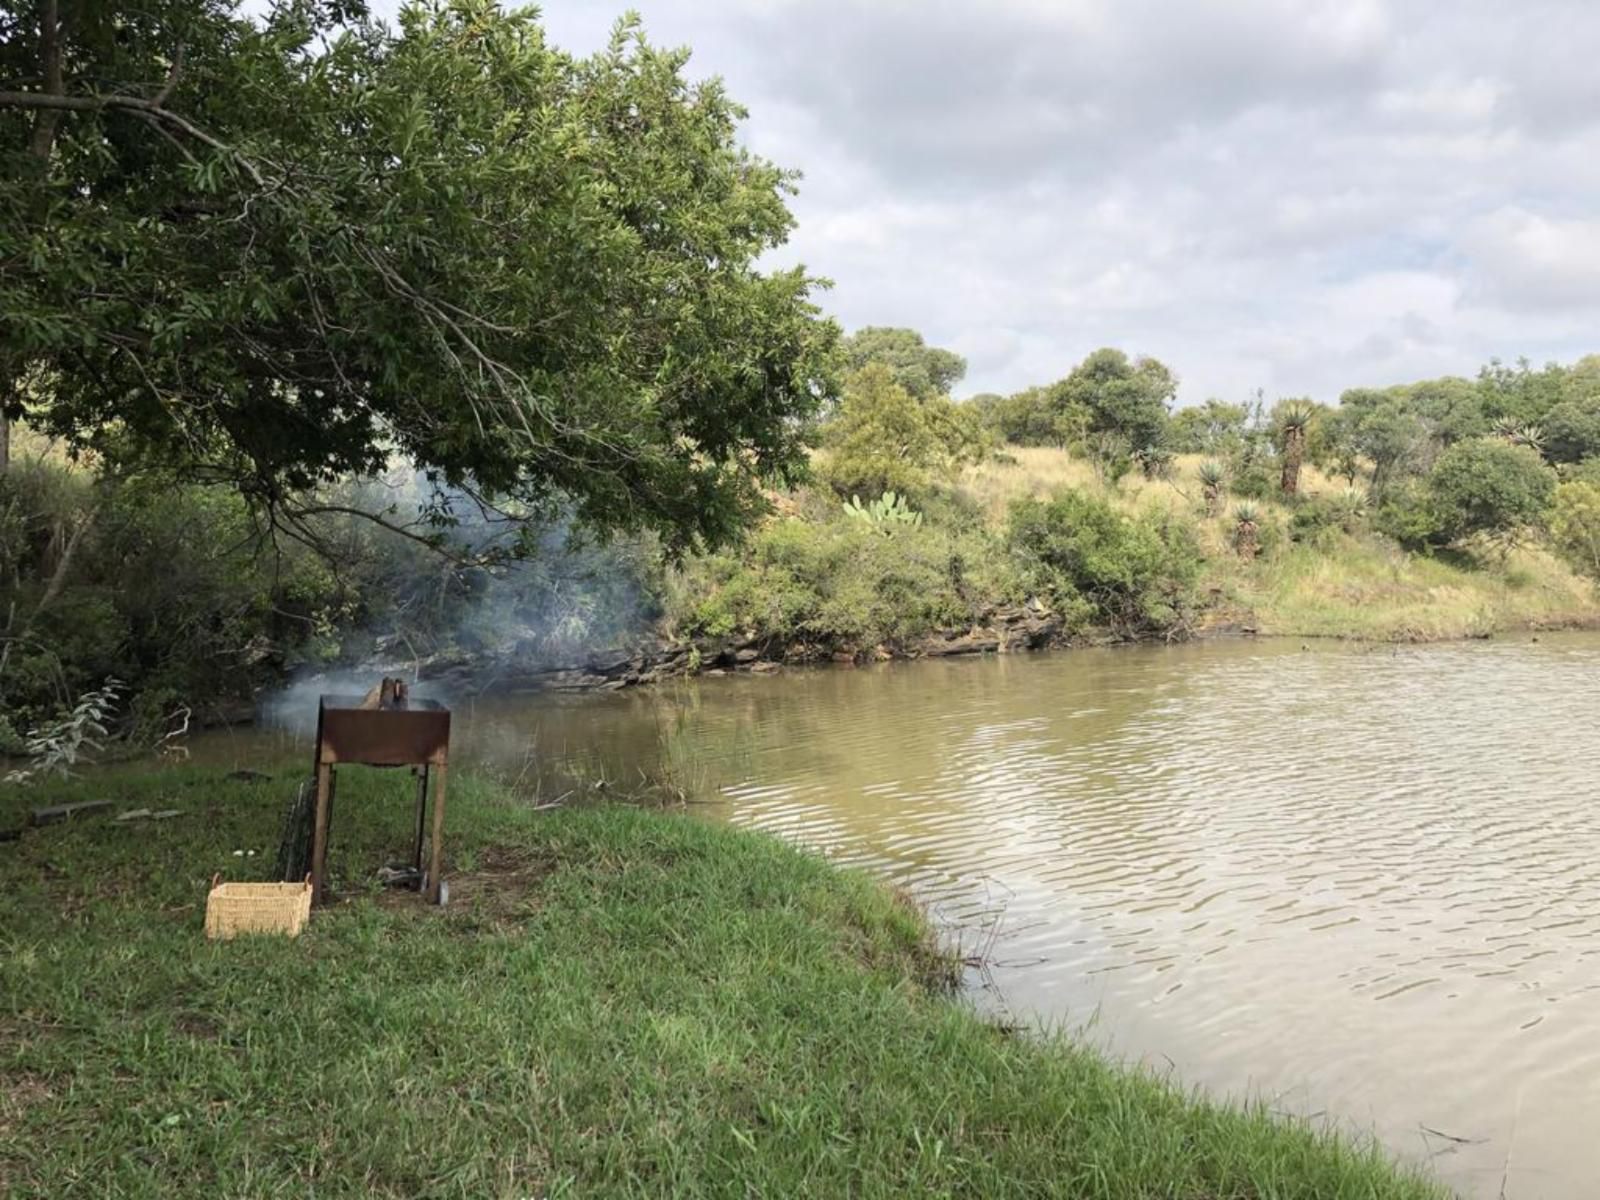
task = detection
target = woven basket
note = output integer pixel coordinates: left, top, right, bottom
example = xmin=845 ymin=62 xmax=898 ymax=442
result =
xmin=205 ymin=876 xmax=312 ymax=940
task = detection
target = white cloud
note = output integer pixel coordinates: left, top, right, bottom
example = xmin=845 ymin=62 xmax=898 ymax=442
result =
xmin=1463 ymin=209 xmax=1600 ymax=311
xmin=359 ymin=0 xmax=1600 ymax=402
xmin=1376 ymin=78 xmax=1504 ymax=123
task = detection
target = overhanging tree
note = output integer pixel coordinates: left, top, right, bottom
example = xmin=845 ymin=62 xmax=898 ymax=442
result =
xmin=0 ymin=0 xmax=838 ymax=553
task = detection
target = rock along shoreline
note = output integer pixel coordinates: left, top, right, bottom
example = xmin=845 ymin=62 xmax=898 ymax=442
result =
xmin=347 ymin=600 xmax=1077 ymax=699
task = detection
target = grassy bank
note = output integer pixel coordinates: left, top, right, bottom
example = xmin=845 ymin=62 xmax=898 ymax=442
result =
xmin=1217 ymin=538 xmax=1600 ymax=641
xmin=961 ymin=448 xmax=1600 ymax=642
xmin=1 ymin=766 xmax=1443 ymax=1197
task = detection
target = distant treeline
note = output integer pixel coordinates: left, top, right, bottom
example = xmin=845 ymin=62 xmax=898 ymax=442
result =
xmin=966 ymin=346 xmax=1600 ymax=495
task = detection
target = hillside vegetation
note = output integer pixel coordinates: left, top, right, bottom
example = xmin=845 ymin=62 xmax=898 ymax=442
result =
xmin=664 ymin=333 xmax=1600 ymax=658
xmin=963 ymin=448 xmax=1600 ymax=642
xmin=669 ymin=447 xmax=1600 ymax=662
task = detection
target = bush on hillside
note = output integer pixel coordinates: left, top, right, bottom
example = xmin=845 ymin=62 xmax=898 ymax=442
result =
xmin=1373 ymin=481 xmax=1443 ymax=551
xmin=1550 ymin=481 xmax=1600 ymax=582
xmin=673 ymin=517 xmax=1015 ymax=650
xmin=1225 ymin=437 xmax=1278 ymax=500
xmin=1289 ymin=490 xmax=1369 ymax=546
xmin=1562 ymin=456 xmax=1600 ymax=486
xmin=1542 ymin=401 xmax=1600 ymax=465
xmin=1425 ymin=439 xmax=1555 ymax=547
xmin=1374 ymin=440 xmax=1556 ymax=553
xmin=818 ymin=364 xmax=984 ymax=500
xmin=1005 ymin=490 xmax=1202 ymax=637
xmin=973 ymin=387 xmax=1072 ymax=447
xmin=1167 ymin=399 xmax=1251 ymax=456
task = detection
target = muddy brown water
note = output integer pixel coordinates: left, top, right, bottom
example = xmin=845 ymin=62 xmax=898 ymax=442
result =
xmin=202 ymin=635 xmax=1600 ymax=1198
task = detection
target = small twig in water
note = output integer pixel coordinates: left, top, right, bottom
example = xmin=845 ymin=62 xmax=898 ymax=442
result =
xmin=1419 ymin=1124 xmax=1486 ymax=1146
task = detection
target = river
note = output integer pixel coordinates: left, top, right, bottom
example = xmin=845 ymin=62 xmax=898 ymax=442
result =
xmin=220 ymin=634 xmax=1600 ymax=1198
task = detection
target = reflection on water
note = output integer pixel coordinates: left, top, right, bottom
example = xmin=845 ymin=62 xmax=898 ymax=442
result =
xmin=227 ymin=635 xmax=1600 ymax=1198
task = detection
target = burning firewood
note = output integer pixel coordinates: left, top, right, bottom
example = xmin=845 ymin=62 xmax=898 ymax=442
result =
xmin=358 ymin=677 xmax=410 ymax=709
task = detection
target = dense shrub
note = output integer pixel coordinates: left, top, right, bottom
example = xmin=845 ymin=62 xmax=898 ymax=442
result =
xmin=1541 ymin=402 xmax=1600 ymax=465
xmin=818 ymin=364 xmax=982 ymax=499
xmin=1224 ymin=435 xmax=1278 ymax=500
xmin=0 ymin=463 xmax=335 ymax=727
xmin=1550 ymin=481 xmax=1600 ymax=581
xmin=672 ymin=517 xmax=1014 ymax=649
xmin=1287 ymin=503 xmax=1335 ymax=546
xmin=1227 ymin=460 xmax=1277 ymax=501
xmin=0 ymin=460 xmax=665 ymax=729
xmin=1167 ymin=400 xmax=1250 ymax=455
xmin=1374 ymin=440 xmax=1556 ymax=552
xmin=1005 ymin=490 xmax=1201 ymax=636
xmin=1425 ymin=439 xmax=1555 ymax=546
xmin=973 ymin=387 xmax=1069 ymax=447
xmin=1289 ymin=491 xmax=1368 ymax=546
xmin=1562 ymin=456 xmax=1600 ymax=486
xmin=1373 ymin=481 xmax=1442 ymax=550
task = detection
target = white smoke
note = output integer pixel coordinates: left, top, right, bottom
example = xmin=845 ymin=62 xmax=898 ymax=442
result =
xmin=254 ymin=469 xmax=664 ymax=730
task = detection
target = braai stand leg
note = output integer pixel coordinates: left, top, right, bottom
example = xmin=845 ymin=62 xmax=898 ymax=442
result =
xmin=427 ymin=763 xmax=448 ymax=904
xmin=411 ymin=766 xmax=430 ymax=875
xmin=311 ymin=763 xmax=333 ymax=907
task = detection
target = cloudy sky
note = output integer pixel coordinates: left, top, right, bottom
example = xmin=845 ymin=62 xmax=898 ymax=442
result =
xmin=383 ymin=1 xmax=1600 ymax=404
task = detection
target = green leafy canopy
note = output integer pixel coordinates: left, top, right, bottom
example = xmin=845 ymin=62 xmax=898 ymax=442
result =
xmin=1426 ymin=438 xmax=1555 ymax=546
xmin=1 ymin=0 xmax=839 ymax=553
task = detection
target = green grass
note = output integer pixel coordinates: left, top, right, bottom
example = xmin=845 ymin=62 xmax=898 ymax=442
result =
xmin=2 ymin=765 xmax=1445 ymax=1198
xmin=1214 ymin=534 xmax=1600 ymax=641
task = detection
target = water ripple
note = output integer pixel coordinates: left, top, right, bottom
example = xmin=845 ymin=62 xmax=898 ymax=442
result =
xmin=640 ymin=636 xmax=1600 ymax=1199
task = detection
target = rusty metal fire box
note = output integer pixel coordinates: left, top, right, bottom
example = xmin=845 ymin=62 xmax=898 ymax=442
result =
xmin=310 ymin=691 xmax=451 ymax=906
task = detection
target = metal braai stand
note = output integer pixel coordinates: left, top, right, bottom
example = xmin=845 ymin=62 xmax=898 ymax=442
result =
xmin=310 ymin=686 xmax=451 ymax=906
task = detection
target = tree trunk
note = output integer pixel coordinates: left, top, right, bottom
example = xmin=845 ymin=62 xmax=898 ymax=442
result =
xmin=4 ymin=0 xmax=67 ymax=481
xmin=1236 ymin=522 xmax=1258 ymax=561
xmin=0 ymin=499 xmax=96 ymax=695
xmin=1280 ymin=429 xmax=1303 ymax=496
xmin=26 ymin=502 xmax=96 ymax=627
xmin=29 ymin=0 xmax=66 ymax=160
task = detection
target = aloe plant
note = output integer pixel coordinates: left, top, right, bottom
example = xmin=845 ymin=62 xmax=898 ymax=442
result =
xmin=1232 ymin=502 xmax=1261 ymax=561
xmin=1197 ymin=460 xmax=1227 ymax=517
xmin=1492 ymin=419 xmax=1546 ymax=454
xmin=1132 ymin=444 xmax=1175 ymax=481
xmin=1333 ymin=487 xmax=1368 ymax=532
xmin=1274 ymin=400 xmax=1317 ymax=497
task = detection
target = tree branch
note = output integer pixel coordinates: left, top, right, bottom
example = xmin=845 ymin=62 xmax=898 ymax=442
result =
xmin=0 ymin=89 xmax=266 ymax=186
xmin=152 ymin=42 xmax=184 ymax=107
xmin=278 ymin=501 xmax=488 ymax=567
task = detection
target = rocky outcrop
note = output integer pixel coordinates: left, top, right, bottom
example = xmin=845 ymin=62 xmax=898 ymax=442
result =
xmin=918 ymin=602 xmax=1063 ymax=657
